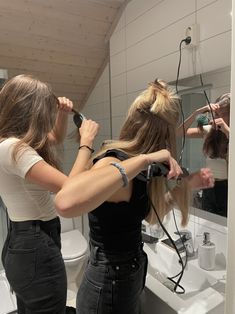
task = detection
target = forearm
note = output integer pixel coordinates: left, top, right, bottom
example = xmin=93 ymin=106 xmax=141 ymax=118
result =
xmin=69 ymin=119 xmax=98 ymax=177
xmin=55 ymin=154 xmax=148 ymax=217
xmin=176 ymin=111 xmax=197 ymax=136
xmin=224 ymin=126 xmax=230 ymax=139
xmin=69 ymin=147 xmax=93 ymax=177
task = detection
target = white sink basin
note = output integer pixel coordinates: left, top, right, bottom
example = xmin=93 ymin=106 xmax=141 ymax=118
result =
xmin=143 ymin=242 xmax=225 ymax=313
xmin=145 ymin=241 xmax=217 ymax=299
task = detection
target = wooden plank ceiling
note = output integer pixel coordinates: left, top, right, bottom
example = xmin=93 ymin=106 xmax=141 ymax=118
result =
xmin=0 ymin=0 xmax=128 ymax=109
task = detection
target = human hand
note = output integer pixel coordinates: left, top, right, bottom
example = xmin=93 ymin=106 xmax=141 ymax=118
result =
xmin=57 ymin=97 xmax=73 ymax=113
xmin=79 ymin=119 xmax=99 ymax=148
xmin=147 ymin=149 xmax=183 ymax=179
xmin=210 ymin=117 xmax=230 ymax=137
xmin=187 ymin=168 xmax=214 ymax=190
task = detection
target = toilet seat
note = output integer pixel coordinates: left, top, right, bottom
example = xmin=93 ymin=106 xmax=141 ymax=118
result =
xmin=61 ymin=229 xmax=88 ymax=260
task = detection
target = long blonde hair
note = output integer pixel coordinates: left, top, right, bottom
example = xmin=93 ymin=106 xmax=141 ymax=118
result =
xmin=0 ymin=74 xmax=59 ymax=168
xmin=96 ymin=79 xmax=190 ymax=226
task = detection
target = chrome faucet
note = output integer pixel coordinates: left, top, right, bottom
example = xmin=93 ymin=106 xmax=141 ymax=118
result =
xmin=141 ymin=223 xmax=164 ymax=244
xmin=174 ymin=230 xmax=194 ymax=257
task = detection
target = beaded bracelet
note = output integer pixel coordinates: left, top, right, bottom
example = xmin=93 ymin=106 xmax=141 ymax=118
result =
xmin=110 ymin=162 xmax=129 ymax=187
xmin=78 ymin=145 xmax=94 ymax=153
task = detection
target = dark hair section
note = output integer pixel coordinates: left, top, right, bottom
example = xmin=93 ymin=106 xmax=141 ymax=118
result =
xmin=203 ymin=93 xmax=230 ymax=159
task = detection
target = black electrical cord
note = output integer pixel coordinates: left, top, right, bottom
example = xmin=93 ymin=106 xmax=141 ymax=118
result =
xmin=199 ymin=74 xmax=216 ymax=127
xmin=146 ymin=170 xmax=187 ymax=294
xmin=175 ymin=39 xmax=188 ymax=94
xmin=168 ymin=208 xmax=188 ymax=281
xmin=175 ymin=38 xmax=189 ymax=166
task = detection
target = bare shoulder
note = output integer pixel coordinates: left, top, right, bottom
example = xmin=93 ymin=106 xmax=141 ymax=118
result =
xmin=92 ymin=156 xmax=132 ymax=202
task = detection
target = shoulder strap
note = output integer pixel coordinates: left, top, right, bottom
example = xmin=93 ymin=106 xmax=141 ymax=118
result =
xmin=93 ymin=149 xmax=129 ymax=164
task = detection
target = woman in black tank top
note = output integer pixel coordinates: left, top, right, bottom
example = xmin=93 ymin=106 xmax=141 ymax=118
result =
xmin=56 ymin=79 xmax=214 ymax=314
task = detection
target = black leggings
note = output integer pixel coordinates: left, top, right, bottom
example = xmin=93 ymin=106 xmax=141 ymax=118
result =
xmin=1 ymin=217 xmax=67 ymax=314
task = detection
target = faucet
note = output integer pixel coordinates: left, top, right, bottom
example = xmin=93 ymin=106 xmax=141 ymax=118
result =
xmin=141 ymin=223 xmax=163 ymax=244
xmin=174 ymin=230 xmax=194 ymax=257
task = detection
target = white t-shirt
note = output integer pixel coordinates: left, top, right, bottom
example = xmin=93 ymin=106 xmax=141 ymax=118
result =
xmin=0 ymin=138 xmax=57 ymax=221
xmin=206 ymin=158 xmax=228 ymax=180
xmin=203 ymin=125 xmax=228 ymax=180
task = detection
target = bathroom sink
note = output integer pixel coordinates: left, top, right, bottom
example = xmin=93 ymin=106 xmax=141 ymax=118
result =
xmin=143 ymin=242 xmax=225 ymax=313
xmin=145 ymin=241 xmax=217 ymax=299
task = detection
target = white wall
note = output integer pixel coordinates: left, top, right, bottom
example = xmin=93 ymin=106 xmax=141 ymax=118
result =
xmin=110 ymin=0 xmax=231 ymax=137
xmin=82 ymin=63 xmax=111 ymax=149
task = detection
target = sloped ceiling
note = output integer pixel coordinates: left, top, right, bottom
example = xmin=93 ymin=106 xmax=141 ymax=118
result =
xmin=0 ymin=0 xmax=128 ymax=109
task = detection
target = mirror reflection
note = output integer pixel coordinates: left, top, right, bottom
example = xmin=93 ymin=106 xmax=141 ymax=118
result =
xmin=171 ymin=66 xmax=230 ymax=218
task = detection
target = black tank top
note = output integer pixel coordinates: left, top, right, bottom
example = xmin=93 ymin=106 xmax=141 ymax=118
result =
xmin=88 ymin=149 xmax=150 ymax=252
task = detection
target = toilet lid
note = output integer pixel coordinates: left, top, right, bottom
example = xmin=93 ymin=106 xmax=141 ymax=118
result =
xmin=61 ymin=229 xmax=88 ymax=260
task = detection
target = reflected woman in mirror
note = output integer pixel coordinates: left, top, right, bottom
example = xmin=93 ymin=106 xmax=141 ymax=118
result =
xmin=55 ymin=79 xmax=214 ymax=314
xmin=177 ymin=93 xmax=230 ymax=217
xmin=0 ymin=74 xmax=99 ymax=314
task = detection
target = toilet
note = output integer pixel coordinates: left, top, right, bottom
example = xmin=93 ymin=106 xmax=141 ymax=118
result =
xmin=60 ymin=216 xmax=88 ymax=303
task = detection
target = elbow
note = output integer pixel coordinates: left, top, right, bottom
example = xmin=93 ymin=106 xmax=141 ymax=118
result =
xmin=55 ymin=193 xmax=78 ymax=218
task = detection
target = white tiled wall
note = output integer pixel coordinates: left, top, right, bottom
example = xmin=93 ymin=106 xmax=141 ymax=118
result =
xmin=82 ymin=63 xmax=111 ymax=147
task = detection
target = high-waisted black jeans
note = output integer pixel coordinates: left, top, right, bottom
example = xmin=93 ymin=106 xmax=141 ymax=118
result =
xmin=76 ymin=243 xmax=148 ymax=314
xmin=1 ymin=217 xmax=67 ymax=314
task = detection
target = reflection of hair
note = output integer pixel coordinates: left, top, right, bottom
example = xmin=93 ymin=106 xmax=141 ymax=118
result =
xmin=203 ymin=93 xmax=230 ymax=159
xmin=215 ymin=92 xmax=230 ymax=110
xmin=95 ymin=79 xmax=190 ymax=226
xmin=0 ymin=74 xmax=59 ymax=168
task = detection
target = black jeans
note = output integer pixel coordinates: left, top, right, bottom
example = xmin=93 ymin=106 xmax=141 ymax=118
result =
xmin=76 ymin=243 xmax=148 ymax=314
xmin=1 ymin=217 xmax=67 ymax=314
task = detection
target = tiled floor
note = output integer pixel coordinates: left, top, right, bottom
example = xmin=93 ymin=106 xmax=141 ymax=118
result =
xmin=66 ymin=288 xmax=76 ymax=308
xmin=0 ymin=271 xmax=17 ymax=314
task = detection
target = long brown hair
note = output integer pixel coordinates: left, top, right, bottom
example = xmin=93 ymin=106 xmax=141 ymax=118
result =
xmin=203 ymin=93 xmax=230 ymax=159
xmin=96 ymin=79 xmax=190 ymax=226
xmin=0 ymin=74 xmax=59 ymax=168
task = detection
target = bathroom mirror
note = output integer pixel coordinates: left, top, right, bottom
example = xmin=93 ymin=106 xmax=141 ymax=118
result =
xmin=170 ymin=66 xmax=231 ymax=221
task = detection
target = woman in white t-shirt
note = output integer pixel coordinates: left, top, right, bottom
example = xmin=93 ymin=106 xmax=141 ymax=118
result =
xmin=0 ymin=74 xmax=99 ymax=314
xmin=177 ymin=93 xmax=230 ymax=216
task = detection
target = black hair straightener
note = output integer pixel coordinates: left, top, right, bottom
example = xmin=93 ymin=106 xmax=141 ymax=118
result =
xmin=137 ymin=162 xmax=189 ymax=182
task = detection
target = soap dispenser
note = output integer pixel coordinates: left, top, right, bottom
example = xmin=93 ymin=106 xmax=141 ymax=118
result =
xmin=198 ymin=232 xmax=215 ymax=270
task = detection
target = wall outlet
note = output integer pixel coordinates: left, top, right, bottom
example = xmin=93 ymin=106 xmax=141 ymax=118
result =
xmin=185 ymin=24 xmax=200 ymax=47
